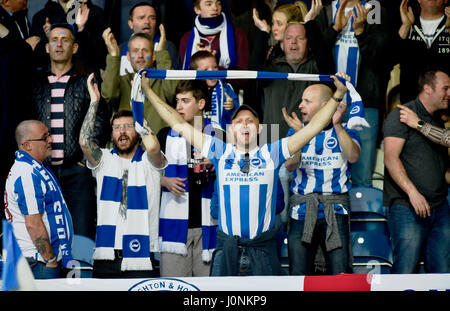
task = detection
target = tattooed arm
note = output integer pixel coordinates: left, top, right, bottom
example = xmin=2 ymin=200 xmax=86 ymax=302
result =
xmin=25 ymin=214 xmax=58 ymax=267
xmin=80 ymin=73 xmax=103 ymax=167
xmin=398 ymin=104 xmax=450 ymax=147
xmin=419 ymin=123 xmax=450 ymax=147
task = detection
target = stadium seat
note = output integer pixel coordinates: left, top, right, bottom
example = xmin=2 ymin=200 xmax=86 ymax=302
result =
xmin=71 ymin=234 xmax=95 ymax=278
xmin=276 ymin=231 xmax=289 ymax=275
xmin=351 ymin=231 xmax=393 ymax=274
xmin=349 ymin=186 xmax=389 ymax=235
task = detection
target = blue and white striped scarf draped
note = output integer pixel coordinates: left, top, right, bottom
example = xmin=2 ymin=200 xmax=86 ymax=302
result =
xmin=332 ymin=0 xmax=370 ymax=104
xmin=182 ymin=13 xmax=237 ymax=70
xmin=15 ymin=151 xmax=74 ymax=268
xmin=159 ymin=128 xmax=217 ymax=262
xmin=94 ymin=146 xmax=154 ymax=271
xmin=131 ymin=69 xmax=369 ymax=132
xmin=209 ymin=80 xmax=239 ymax=131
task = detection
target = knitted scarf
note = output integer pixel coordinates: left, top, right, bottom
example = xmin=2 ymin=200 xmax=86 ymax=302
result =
xmin=332 ymin=0 xmax=371 ymax=104
xmin=159 ymin=128 xmax=217 ymax=262
xmin=209 ymin=80 xmax=238 ymax=131
xmin=93 ymin=146 xmax=155 ymax=271
xmin=132 ymin=69 xmax=369 ymax=131
xmin=182 ymin=13 xmax=237 ymax=70
xmin=15 ymin=151 xmax=74 ymax=267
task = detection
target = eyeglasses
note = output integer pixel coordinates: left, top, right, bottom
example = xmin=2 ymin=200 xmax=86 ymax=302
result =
xmin=112 ymin=123 xmax=134 ymax=131
xmin=23 ymin=132 xmax=51 ymax=144
xmin=240 ymin=153 xmax=250 ymax=174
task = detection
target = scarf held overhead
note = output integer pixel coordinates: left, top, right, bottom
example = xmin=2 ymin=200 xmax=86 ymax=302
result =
xmin=131 ymin=69 xmax=369 ymax=132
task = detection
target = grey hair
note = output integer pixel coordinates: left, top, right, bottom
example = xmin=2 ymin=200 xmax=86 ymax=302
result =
xmin=15 ymin=120 xmax=43 ymax=148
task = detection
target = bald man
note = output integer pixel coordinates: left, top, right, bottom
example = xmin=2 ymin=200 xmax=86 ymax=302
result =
xmin=283 ymin=83 xmax=361 ymax=275
xmin=5 ymin=120 xmax=74 ymax=279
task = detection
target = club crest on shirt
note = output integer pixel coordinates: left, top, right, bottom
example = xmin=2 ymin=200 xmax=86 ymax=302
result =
xmin=325 ymin=137 xmax=338 ymax=150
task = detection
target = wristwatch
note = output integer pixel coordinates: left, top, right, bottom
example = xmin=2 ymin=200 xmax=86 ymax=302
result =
xmin=416 ymin=120 xmax=425 ymax=131
xmin=332 ymin=96 xmax=343 ymax=103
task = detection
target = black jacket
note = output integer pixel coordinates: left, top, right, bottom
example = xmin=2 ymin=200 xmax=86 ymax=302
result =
xmin=33 ymin=64 xmax=111 ymax=165
xmin=30 ymin=0 xmax=107 ymax=72
xmin=315 ymin=4 xmax=392 ymax=110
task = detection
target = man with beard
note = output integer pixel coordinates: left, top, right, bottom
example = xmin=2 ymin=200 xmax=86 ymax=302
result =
xmin=80 ymin=74 xmax=167 ymax=278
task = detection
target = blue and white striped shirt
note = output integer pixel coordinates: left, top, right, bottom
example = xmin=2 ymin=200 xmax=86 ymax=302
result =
xmin=202 ymin=136 xmax=290 ymax=239
xmin=5 ymin=155 xmax=72 ymax=261
xmin=287 ymin=125 xmax=360 ymax=220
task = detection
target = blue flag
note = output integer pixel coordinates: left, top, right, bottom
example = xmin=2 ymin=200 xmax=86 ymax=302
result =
xmin=1 ymin=220 xmax=36 ymax=291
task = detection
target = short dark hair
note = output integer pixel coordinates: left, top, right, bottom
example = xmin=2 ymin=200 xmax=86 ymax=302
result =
xmin=111 ymin=110 xmax=134 ymax=126
xmin=129 ymin=1 xmax=158 ymax=20
xmin=49 ymin=23 xmax=75 ymax=41
xmin=192 ymin=0 xmax=222 ymax=9
xmin=176 ymin=80 xmax=211 ymax=111
xmin=418 ymin=70 xmax=441 ymax=93
xmin=189 ymin=50 xmax=217 ymax=69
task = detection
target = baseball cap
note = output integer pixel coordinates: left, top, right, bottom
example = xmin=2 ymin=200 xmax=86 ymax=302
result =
xmin=231 ymin=104 xmax=260 ymax=122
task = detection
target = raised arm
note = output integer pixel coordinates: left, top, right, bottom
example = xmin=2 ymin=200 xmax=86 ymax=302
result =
xmin=79 ymin=73 xmax=103 ymax=167
xmin=141 ymin=75 xmax=205 ymax=151
xmin=141 ymin=119 xmax=167 ymax=169
xmin=100 ymin=27 xmax=121 ymax=104
xmin=332 ymin=102 xmax=360 ymax=163
xmin=287 ymin=73 xmax=349 ymax=155
xmin=398 ymin=104 xmax=450 ymax=147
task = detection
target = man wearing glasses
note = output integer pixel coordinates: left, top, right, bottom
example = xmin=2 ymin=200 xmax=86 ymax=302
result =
xmin=140 ymin=72 xmax=350 ymax=276
xmin=79 ymin=74 xmax=167 ymax=278
xmin=5 ymin=120 xmax=74 ymax=279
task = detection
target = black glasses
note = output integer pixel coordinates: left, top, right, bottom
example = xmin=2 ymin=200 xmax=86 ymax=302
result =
xmin=240 ymin=153 xmax=250 ymax=174
xmin=23 ymin=132 xmax=51 ymax=144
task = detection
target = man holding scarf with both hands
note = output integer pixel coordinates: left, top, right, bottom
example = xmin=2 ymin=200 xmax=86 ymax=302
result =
xmin=139 ymin=70 xmax=351 ymax=276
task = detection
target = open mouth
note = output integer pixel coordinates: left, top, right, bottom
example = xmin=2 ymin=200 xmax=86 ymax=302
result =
xmin=118 ymin=136 xmax=129 ymax=144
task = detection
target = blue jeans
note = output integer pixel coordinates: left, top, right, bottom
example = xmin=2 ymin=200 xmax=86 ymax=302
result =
xmin=288 ymin=214 xmax=351 ymax=275
xmin=210 ymin=248 xmax=273 ymax=276
xmin=388 ymin=201 xmax=450 ymax=273
xmin=350 ymin=107 xmax=379 ymax=187
xmin=26 ymin=258 xmax=62 ymax=279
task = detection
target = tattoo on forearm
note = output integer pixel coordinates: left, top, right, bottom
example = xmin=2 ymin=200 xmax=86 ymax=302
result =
xmin=80 ymin=101 xmax=102 ymax=158
xmin=420 ymin=123 xmax=450 ymax=147
xmin=34 ymin=236 xmax=54 ymax=258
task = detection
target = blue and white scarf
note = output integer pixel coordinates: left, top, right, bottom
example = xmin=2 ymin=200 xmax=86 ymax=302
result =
xmin=159 ymin=128 xmax=217 ymax=262
xmin=15 ymin=151 xmax=74 ymax=268
xmin=332 ymin=0 xmax=371 ymax=104
xmin=209 ymin=80 xmax=239 ymax=131
xmin=93 ymin=146 xmax=155 ymax=271
xmin=132 ymin=69 xmax=369 ymax=131
xmin=182 ymin=12 xmax=237 ymax=70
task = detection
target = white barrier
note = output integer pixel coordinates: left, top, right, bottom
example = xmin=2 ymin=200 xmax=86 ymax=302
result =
xmin=33 ymin=274 xmax=450 ymax=291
